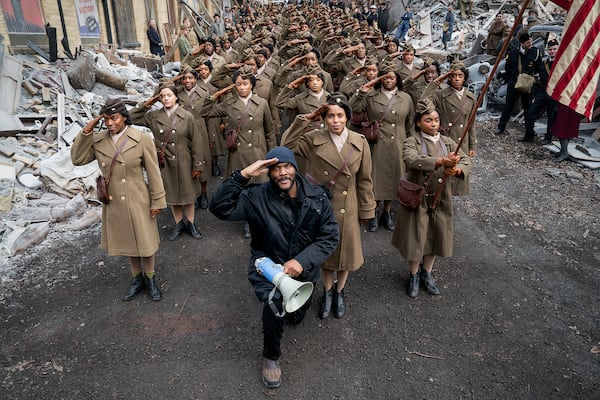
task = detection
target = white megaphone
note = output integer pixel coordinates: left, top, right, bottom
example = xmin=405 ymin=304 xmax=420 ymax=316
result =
xmin=255 ymin=257 xmax=314 ymax=314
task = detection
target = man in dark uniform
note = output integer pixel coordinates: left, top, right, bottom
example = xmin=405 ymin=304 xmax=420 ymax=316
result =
xmin=521 ymin=39 xmax=559 ymax=143
xmin=496 ymin=32 xmax=544 ymax=135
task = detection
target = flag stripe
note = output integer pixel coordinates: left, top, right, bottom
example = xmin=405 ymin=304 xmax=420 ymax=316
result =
xmin=547 ymin=0 xmax=600 ymax=119
xmin=554 ymin=12 xmax=600 ymax=98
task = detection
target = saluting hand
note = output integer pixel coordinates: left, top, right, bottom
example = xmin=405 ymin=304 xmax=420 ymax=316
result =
xmin=305 ymin=104 xmax=328 ymax=121
xmin=240 ymin=158 xmax=279 ymax=178
xmin=82 ymin=114 xmax=104 ymax=135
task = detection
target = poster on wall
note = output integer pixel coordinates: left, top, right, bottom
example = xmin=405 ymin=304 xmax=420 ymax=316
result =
xmin=75 ymin=0 xmax=101 ymax=38
xmin=1 ymin=0 xmax=45 ymax=34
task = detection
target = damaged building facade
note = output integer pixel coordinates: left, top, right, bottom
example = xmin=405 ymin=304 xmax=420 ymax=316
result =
xmin=0 ymin=0 xmax=214 ymax=56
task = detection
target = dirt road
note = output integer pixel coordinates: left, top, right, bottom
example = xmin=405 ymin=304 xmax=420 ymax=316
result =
xmin=1 ymin=121 xmax=599 ymax=399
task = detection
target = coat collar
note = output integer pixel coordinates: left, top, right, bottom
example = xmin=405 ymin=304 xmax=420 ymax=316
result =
xmin=93 ymin=126 xmax=142 ymax=156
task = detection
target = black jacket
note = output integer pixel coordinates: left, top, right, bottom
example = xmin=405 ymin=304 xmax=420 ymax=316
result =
xmin=505 ymin=46 xmax=545 ymax=84
xmin=210 ymin=172 xmax=339 ymax=302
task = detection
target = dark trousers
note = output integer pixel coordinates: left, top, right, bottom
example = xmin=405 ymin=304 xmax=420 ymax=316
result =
xmin=262 ymin=294 xmax=313 ymax=361
xmin=498 ymin=84 xmax=532 ymax=130
xmin=524 ymin=87 xmax=558 ymax=139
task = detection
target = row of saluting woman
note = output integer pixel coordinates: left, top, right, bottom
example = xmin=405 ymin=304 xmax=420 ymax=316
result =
xmin=70 ymin=63 xmax=472 ymax=307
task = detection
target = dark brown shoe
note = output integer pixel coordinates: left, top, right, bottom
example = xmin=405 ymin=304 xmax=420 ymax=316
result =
xmin=261 ymin=357 xmax=282 ymax=389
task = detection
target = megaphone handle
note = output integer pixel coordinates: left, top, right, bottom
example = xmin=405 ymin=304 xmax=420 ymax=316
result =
xmin=267 ymin=286 xmax=286 ymax=318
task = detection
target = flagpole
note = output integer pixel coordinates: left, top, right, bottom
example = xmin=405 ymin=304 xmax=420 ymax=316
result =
xmin=429 ymin=0 xmax=531 ymax=210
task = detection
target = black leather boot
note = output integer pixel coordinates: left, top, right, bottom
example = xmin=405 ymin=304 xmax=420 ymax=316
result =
xmin=420 ymin=269 xmax=440 ymax=295
xmin=407 ymin=273 xmax=420 ymax=298
xmin=186 ymin=220 xmax=203 ymax=239
xmin=199 ymin=192 xmax=209 ymax=209
xmin=333 ymin=288 xmax=346 ymax=318
xmin=368 ymin=210 xmax=380 ymax=232
xmin=144 ymin=273 xmax=161 ymax=301
xmin=319 ymin=288 xmax=333 ymax=319
xmin=168 ymin=220 xmax=185 ymax=241
xmin=122 ymin=274 xmax=145 ymax=301
xmin=380 ymin=210 xmax=395 ymax=231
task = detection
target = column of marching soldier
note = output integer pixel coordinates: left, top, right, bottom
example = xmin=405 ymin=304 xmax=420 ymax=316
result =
xmin=72 ymin=1 xmax=477 ymax=389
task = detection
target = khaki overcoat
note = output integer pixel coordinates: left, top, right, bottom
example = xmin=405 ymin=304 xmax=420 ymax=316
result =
xmin=177 ymin=85 xmax=212 ymax=183
xmin=201 ymin=94 xmax=276 ymax=182
xmin=198 ymin=79 xmax=224 ymax=156
xmin=282 ymin=116 xmax=376 ymax=271
xmin=421 ymin=81 xmax=477 ymax=195
xmin=70 ymin=127 xmax=166 ymax=257
xmin=130 ymin=104 xmax=205 ymax=205
xmin=349 ymin=89 xmax=415 ymax=200
xmin=391 ymin=133 xmax=472 ymax=260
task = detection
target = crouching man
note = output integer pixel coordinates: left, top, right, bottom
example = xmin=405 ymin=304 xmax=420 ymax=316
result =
xmin=209 ymin=146 xmax=339 ymax=388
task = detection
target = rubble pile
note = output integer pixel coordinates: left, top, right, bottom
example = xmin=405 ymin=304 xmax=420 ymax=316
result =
xmin=0 ymin=48 xmax=160 ymax=257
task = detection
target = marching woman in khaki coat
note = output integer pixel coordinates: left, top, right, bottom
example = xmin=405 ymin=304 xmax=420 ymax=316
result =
xmin=71 ymin=99 xmax=167 ymax=301
xmin=392 ymin=99 xmax=472 ymax=298
xmin=281 ymin=94 xmax=376 ymax=319
xmin=196 ymin=60 xmax=225 ymax=177
xmin=176 ymin=65 xmax=212 ymax=209
xmin=200 ymin=66 xmax=276 ymax=181
xmin=130 ymin=82 xmax=205 ymax=241
xmin=420 ymin=62 xmax=476 ymax=195
xmin=200 ymin=66 xmax=276 ymax=238
xmin=349 ymin=65 xmax=415 ymax=232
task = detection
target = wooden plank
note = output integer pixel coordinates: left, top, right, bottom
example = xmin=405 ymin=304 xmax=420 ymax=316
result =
xmin=57 ymin=93 xmax=65 ymax=150
xmin=41 ymin=87 xmax=52 ymax=103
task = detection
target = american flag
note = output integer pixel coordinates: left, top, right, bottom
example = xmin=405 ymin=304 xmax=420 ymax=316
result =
xmin=546 ymin=0 xmax=600 ymax=119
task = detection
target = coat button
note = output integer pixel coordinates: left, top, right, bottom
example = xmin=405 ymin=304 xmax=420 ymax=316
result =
xmin=171 ymin=142 xmax=175 ymax=146
xmin=324 ymin=171 xmax=329 ymax=176
xmin=172 ymin=129 xmax=176 ymax=133
xmin=248 ymin=129 xmax=252 ymax=133
xmin=101 ymin=162 xmax=106 ymax=167
xmin=172 ymin=155 xmax=176 ymax=159
xmin=392 ymin=110 xmax=396 ymax=114
xmin=121 ymin=178 xmax=126 ymax=183
xmin=391 ymin=135 xmax=395 ymax=139
xmin=249 ymin=116 xmax=253 ymax=120
xmin=340 ymin=208 xmax=345 ymax=214
xmin=159 ymin=129 xmax=163 ymax=133
xmin=108 ymin=195 xmax=113 ymax=200
xmin=438 ymin=178 xmax=443 ymax=183
xmin=391 ymin=123 xmax=396 ymax=127
xmin=120 ymin=196 xmax=125 ymax=200
xmin=248 ymin=143 xmax=252 ymax=146
xmin=342 ymin=190 xmax=348 ymax=195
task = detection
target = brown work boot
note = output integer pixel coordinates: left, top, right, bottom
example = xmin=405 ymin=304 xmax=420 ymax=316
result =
xmin=261 ymin=357 xmax=282 ymax=389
